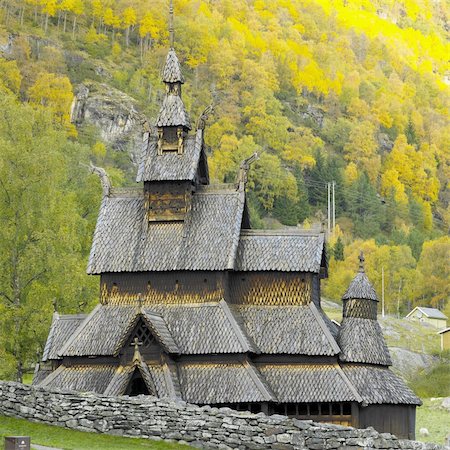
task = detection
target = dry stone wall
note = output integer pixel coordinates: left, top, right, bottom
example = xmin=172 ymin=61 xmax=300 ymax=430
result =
xmin=0 ymin=382 xmax=445 ymax=450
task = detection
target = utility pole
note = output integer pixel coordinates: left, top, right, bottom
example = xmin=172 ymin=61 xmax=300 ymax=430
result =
xmin=382 ymin=267 xmax=385 ymax=318
xmin=327 ymin=182 xmax=331 ymax=237
xmin=332 ymin=181 xmax=336 ymax=234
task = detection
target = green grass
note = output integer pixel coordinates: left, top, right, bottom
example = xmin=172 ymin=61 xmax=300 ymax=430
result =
xmin=0 ymin=416 xmax=188 ymax=450
xmin=22 ymin=373 xmax=33 ymax=385
xmin=409 ymin=362 xmax=450 ymax=398
xmin=416 ymin=399 xmax=450 ymax=444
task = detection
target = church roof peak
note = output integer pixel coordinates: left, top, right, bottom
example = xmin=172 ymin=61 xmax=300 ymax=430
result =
xmin=342 ymin=253 xmax=378 ymax=302
xmin=162 ymin=48 xmax=185 ymax=84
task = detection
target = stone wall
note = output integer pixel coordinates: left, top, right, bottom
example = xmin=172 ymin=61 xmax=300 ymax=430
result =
xmin=0 ymin=382 xmax=445 ymax=450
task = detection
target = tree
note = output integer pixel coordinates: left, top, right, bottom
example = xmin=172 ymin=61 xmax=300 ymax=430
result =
xmin=0 ymin=93 xmax=97 ymax=381
xmin=27 ymin=72 xmax=74 ymax=133
xmin=344 ymin=173 xmax=384 ymax=238
xmin=41 ymin=0 xmax=57 ymax=33
xmin=103 ymin=7 xmax=121 ymax=42
xmin=334 ymin=237 xmax=344 ymax=261
xmin=414 ymin=237 xmax=450 ymax=309
xmin=343 ymin=120 xmax=380 ymax=183
xmin=122 ymin=7 xmax=136 ymax=47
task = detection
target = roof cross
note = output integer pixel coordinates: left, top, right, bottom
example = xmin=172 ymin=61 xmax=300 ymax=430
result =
xmin=131 ymin=337 xmax=143 ymax=362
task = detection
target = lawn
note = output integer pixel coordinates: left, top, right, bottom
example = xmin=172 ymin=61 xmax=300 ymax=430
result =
xmin=0 ymin=416 xmax=189 ymax=450
xmin=415 ymin=398 xmax=450 ymax=445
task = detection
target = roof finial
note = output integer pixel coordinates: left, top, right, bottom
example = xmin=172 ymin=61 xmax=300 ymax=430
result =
xmin=359 ymin=251 xmax=365 ymax=272
xmin=169 ymin=0 xmax=174 ymax=49
xmin=132 ymin=337 xmax=143 ymax=363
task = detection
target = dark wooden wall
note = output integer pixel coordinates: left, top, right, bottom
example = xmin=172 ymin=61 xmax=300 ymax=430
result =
xmin=229 ymin=272 xmax=314 ymax=306
xmin=358 ymin=404 xmax=416 ymax=440
xmin=101 ymin=271 xmax=319 ymax=306
xmin=101 ymin=271 xmax=227 ymax=305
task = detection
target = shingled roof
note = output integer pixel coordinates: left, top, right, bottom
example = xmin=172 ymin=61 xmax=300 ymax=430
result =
xmin=87 ymin=187 xmax=245 ymax=274
xmin=259 ymin=364 xmax=362 ymax=403
xmin=38 ymin=364 xmax=117 ymax=393
xmin=178 ymin=360 xmax=276 ymax=404
xmin=236 ymin=231 xmax=325 ymax=273
xmin=341 ymin=365 xmax=421 ymax=405
xmin=342 ymin=268 xmax=378 ymax=301
xmin=136 ymin=131 xmax=204 ymax=182
xmin=42 ymin=313 xmax=87 ymax=361
xmin=338 ymin=317 xmax=392 ymax=366
xmin=146 ymin=301 xmax=257 ymax=354
xmin=156 ymin=94 xmax=191 ymax=129
xmin=162 ymin=49 xmax=185 ymax=83
xmin=233 ymin=303 xmax=340 ymax=356
xmin=59 ymin=305 xmax=139 ymax=357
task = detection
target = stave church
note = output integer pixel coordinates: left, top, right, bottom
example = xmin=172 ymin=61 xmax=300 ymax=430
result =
xmin=34 ymin=20 xmax=420 ymax=440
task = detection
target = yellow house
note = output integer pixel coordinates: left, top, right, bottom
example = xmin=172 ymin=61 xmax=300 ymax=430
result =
xmin=438 ymin=328 xmax=450 ymax=351
xmin=405 ymin=307 xmax=448 ymax=329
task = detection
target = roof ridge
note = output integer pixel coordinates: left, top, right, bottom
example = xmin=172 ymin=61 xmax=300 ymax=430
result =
xmin=42 ymin=313 xmax=59 ymax=362
xmin=58 ymin=304 xmax=102 ymax=357
xmin=87 ymin=196 xmax=109 ymax=274
xmin=141 ymin=310 xmax=180 ymax=354
xmin=187 ymin=129 xmax=203 ymax=181
xmin=37 ymin=364 xmax=65 ymax=388
xmin=308 ymin=302 xmax=341 ymax=355
xmin=227 ymin=190 xmax=246 ymax=270
xmin=243 ymin=359 xmax=277 ymax=402
xmin=240 ymin=229 xmax=323 ymax=237
xmin=160 ymin=354 xmax=179 ymax=400
xmin=335 ymin=363 xmax=363 ymax=403
xmin=57 ymin=314 xmax=88 ymax=320
xmin=112 ymin=308 xmax=141 ymax=356
xmin=219 ymin=300 xmax=258 ymax=354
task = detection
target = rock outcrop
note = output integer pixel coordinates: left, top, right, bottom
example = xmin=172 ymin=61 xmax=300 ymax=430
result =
xmin=70 ymin=82 xmax=148 ymax=163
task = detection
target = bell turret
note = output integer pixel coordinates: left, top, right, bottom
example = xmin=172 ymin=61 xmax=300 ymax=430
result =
xmin=338 ymin=252 xmax=392 ymax=366
xmin=155 ymin=1 xmax=191 ymax=154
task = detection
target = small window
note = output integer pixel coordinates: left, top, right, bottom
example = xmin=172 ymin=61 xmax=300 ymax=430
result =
xmin=286 ymin=404 xmax=297 ymax=416
xmin=331 ymin=403 xmax=341 ymax=415
xmin=343 ymin=402 xmax=351 ymax=415
xmin=131 ymin=320 xmax=154 ymax=347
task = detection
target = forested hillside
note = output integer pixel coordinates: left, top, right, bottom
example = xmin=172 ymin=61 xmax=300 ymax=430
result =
xmin=0 ymin=0 xmax=448 ymax=379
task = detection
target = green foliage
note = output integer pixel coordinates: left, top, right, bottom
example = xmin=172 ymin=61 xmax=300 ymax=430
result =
xmin=343 ymin=173 xmax=384 ymax=238
xmin=333 ymin=237 xmax=344 ymax=261
xmin=0 ymin=0 xmax=448 ymax=370
xmin=409 ymin=362 xmax=450 ymax=398
xmin=0 ymin=91 xmax=98 ymax=380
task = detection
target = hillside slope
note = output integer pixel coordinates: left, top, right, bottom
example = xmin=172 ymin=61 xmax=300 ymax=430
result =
xmin=0 ymin=0 xmax=448 ymax=380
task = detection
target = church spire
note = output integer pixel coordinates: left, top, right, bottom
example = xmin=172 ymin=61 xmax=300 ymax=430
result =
xmin=155 ymin=0 xmax=190 ymax=154
xmin=169 ymin=0 xmax=174 ymax=49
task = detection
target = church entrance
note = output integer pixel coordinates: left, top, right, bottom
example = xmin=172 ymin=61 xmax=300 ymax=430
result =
xmin=125 ymin=369 xmax=151 ymax=396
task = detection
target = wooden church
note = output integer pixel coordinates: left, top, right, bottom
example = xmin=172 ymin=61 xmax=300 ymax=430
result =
xmin=34 ymin=32 xmax=420 ymax=440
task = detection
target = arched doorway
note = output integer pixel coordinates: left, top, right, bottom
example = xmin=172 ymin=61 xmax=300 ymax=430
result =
xmin=125 ymin=369 xmax=151 ymax=396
